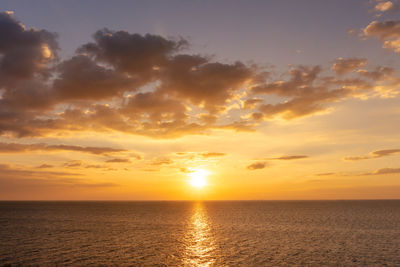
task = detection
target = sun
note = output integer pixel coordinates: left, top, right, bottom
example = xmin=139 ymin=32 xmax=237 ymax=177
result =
xmin=188 ymin=169 xmax=210 ymax=188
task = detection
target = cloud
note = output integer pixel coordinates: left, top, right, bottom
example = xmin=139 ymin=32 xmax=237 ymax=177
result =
xmin=251 ymin=66 xmax=322 ymax=97
xmin=256 ymin=88 xmax=347 ymax=120
xmin=250 ymin=65 xmax=356 ymax=120
xmin=53 ymin=55 xmax=137 ymax=101
xmin=315 ymin=172 xmax=335 ymax=176
xmin=362 ymin=167 xmax=400 ymax=175
xmin=248 ymin=60 xmax=398 ymax=121
xmin=363 ymin=20 xmax=400 ymax=53
xmin=344 ymin=148 xmax=400 ymax=161
xmin=50 ymin=144 xmax=126 ymax=155
xmin=0 ymin=163 xmax=79 ymax=178
xmin=343 ymin=156 xmax=371 ymax=161
xmin=247 ymin=162 xmax=267 ymax=170
xmin=371 ymin=149 xmax=400 ymax=157
xmin=331 ymin=57 xmax=367 ymax=75
xmin=158 ymin=55 xmax=255 ymax=112
xmin=0 ymin=12 xmax=58 ymax=85
xmin=78 ymin=28 xmax=187 ymax=77
xmin=150 ymin=157 xmax=173 ymax=166
xmin=357 ymin=66 xmax=395 ymax=81
xmin=36 ymin=164 xmax=53 ymax=169
xmin=0 ymin=142 xmax=127 ymax=155
xmin=243 ymin=98 xmax=263 ymax=109
xmin=0 ymin=12 xmax=399 ymax=139
xmin=373 ymin=167 xmax=400 ymax=175
xmin=122 ymin=91 xmax=188 ymax=132
xmin=105 ymin=158 xmax=131 ymax=163
xmin=272 ymin=155 xmax=308 ymax=160
xmin=200 ymin=152 xmax=226 ymax=158
xmin=85 ymin=164 xmax=105 ymax=169
xmin=63 ymin=160 xmax=83 ymax=168
xmin=374 ymin=1 xmax=398 ymax=12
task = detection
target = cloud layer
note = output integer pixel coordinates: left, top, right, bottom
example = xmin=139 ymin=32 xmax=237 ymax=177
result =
xmin=0 ymin=11 xmax=399 ymax=139
xmin=0 ymin=142 xmax=126 ymax=155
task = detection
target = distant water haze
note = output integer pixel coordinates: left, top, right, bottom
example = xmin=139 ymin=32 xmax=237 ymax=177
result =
xmin=1 ymin=200 xmax=399 ymax=266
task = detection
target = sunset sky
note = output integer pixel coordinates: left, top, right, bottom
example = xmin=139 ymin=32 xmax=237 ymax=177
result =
xmin=1 ymin=0 xmax=400 ymax=200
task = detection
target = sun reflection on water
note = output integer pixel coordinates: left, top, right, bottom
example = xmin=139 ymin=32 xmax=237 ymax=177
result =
xmin=183 ymin=202 xmax=216 ymax=266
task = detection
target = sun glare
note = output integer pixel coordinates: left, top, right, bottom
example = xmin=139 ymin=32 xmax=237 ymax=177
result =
xmin=188 ymin=169 xmax=210 ymax=189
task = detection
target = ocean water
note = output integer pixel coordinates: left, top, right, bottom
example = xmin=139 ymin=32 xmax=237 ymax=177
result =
xmin=0 ymin=201 xmax=399 ymax=266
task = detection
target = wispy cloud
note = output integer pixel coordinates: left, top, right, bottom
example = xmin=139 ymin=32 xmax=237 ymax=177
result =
xmin=271 ymin=155 xmax=308 ymax=160
xmin=36 ymin=164 xmax=54 ymax=169
xmin=0 ymin=142 xmax=127 ymax=155
xmin=344 ymin=149 xmax=400 ymax=161
xmin=247 ymin=162 xmax=268 ymax=170
xmin=105 ymin=158 xmax=131 ymax=163
xmin=200 ymin=152 xmax=227 ymax=158
xmin=361 ymin=167 xmax=400 ymax=175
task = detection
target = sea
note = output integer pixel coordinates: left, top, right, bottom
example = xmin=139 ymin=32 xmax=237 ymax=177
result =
xmin=0 ymin=200 xmax=399 ymax=266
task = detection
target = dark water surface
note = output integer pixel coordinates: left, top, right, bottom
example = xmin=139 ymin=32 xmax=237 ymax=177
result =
xmin=0 ymin=200 xmax=399 ymax=266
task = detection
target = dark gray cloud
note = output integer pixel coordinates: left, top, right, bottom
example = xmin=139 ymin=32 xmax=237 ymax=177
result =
xmin=53 ymin=55 xmax=137 ymax=101
xmin=77 ymin=28 xmax=187 ymax=78
xmin=159 ymin=55 xmax=255 ymax=112
xmin=0 ymin=11 xmax=58 ymax=85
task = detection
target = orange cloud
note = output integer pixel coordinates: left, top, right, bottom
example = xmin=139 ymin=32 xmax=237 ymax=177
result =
xmin=363 ymin=20 xmax=400 ymax=53
xmin=331 ymin=57 xmax=367 ymax=75
xmin=374 ymin=1 xmax=398 ymax=12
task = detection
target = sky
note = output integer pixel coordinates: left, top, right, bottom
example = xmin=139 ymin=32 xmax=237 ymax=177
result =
xmin=0 ymin=0 xmax=400 ymax=200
